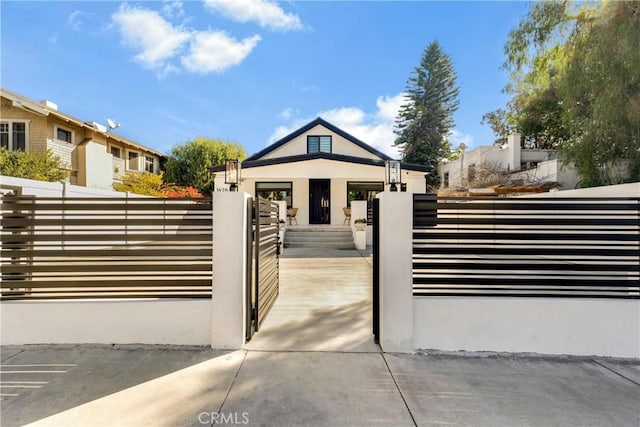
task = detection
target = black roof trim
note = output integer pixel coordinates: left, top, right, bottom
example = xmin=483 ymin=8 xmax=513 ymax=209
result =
xmin=209 ymin=152 xmax=432 ymax=173
xmin=245 ymin=117 xmax=392 ymax=162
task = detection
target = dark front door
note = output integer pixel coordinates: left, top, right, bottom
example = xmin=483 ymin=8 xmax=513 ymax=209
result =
xmin=309 ymin=179 xmax=330 ymax=224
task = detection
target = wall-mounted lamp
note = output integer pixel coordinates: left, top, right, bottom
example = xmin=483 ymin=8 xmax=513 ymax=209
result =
xmin=385 ymin=160 xmax=401 ymax=192
xmin=225 ymin=159 xmax=241 ymax=192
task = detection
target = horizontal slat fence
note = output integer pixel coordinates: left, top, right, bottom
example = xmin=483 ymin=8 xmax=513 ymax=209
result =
xmin=413 ymin=195 xmax=640 ymax=299
xmin=1 ymin=196 xmax=212 ymax=300
xmin=255 ymin=198 xmax=280 ymax=330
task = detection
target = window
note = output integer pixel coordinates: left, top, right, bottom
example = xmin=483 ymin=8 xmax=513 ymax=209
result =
xmin=145 ymin=156 xmax=155 ymax=173
xmin=110 ymin=146 xmax=121 ymax=158
xmin=347 ymin=181 xmax=384 ymax=207
xmin=443 ymin=172 xmax=449 ymax=188
xmin=128 ymin=151 xmax=139 ymax=170
xmin=307 ymin=136 xmax=332 ymax=154
xmin=0 ymin=121 xmax=27 ymax=151
xmin=256 ymin=182 xmax=293 ymax=208
xmin=56 ymin=127 xmax=72 ymax=143
xmin=347 ymin=182 xmax=383 ymax=224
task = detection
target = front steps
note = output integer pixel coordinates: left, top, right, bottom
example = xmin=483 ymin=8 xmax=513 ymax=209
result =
xmin=284 ymin=226 xmax=355 ymax=249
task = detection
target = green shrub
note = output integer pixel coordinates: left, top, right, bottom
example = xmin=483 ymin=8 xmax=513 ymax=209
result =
xmin=0 ymin=148 xmax=68 ymax=182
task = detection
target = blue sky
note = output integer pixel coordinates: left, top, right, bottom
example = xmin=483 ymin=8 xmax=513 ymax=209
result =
xmin=1 ymin=1 xmax=529 ymax=158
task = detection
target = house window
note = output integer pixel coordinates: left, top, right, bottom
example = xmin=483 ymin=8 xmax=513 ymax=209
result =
xmin=256 ymin=182 xmax=293 ymax=208
xmin=56 ymin=127 xmax=72 ymax=143
xmin=443 ymin=172 xmax=449 ymax=188
xmin=128 ymin=151 xmax=139 ymax=170
xmin=145 ymin=156 xmax=155 ymax=173
xmin=307 ymin=136 xmax=332 ymax=154
xmin=347 ymin=181 xmax=384 ymax=224
xmin=1 ymin=121 xmax=27 ymax=151
xmin=468 ymin=164 xmax=476 ymax=184
xmin=110 ymin=146 xmax=122 ymax=158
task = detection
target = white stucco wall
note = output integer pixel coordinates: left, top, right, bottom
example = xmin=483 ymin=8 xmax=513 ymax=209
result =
xmin=260 ymin=124 xmax=381 ymax=160
xmin=77 ymin=140 xmax=115 ymax=189
xmin=0 ymin=299 xmax=212 ymax=345
xmin=528 ymin=182 xmax=640 ymax=198
xmin=413 ymin=298 xmax=640 ymax=358
xmin=0 ymin=175 xmax=135 ymax=197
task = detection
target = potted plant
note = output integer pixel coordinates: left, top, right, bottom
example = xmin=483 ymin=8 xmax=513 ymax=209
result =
xmin=354 ymin=218 xmax=367 ymax=231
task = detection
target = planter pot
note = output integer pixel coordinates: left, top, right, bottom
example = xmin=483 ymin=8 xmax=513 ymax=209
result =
xmin=354 ymin=223 xmax=366 ymax=231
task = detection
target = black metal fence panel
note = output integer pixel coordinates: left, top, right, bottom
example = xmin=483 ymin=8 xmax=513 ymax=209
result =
xmin=412 ymin=195 xmax=640 ymax=299
xmin=372 ymin=198 xmax=380 ymax=342
xmin=254 ymin=197 xmax=280 ymax=331
xmin=1 ymin=196 xmax=213 ymax=300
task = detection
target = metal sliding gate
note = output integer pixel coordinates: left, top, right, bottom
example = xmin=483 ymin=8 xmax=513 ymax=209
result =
xmin=246 ymin=197 xmax=280 ymax=341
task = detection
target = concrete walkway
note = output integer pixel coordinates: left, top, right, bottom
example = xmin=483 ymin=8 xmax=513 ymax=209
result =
xmin=2 ymin=248 xmax=639 ymax=426
xmin=245 ymin=247 xmax=377 ymax=352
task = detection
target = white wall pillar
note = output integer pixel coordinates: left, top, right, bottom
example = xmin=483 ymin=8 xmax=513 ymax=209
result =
xmin=507 ymin=133 xmax=522 ymax=172
xmin=211 ymin=192 xmax=250 ymax=349
xmin=377 ymin=192 xmax=414 ymax=353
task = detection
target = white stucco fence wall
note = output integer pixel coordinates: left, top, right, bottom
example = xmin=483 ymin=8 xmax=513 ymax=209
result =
xmin=413 ymin=298 xmax=640 ymax=358
xmin=1 ymin=299 xmax=212 ymax=345
xmin=0 ymin=175 xmax=149 ymax=198
xmin=377 ymin=191 xmax=640 ymax=358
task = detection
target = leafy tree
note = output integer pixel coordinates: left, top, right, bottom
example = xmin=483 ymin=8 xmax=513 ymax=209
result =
xmin=480 ymin=109 xmax=515 ymax=146
xmin=556 ymin=1 xmax=640 ymax=186
xmin=113 ymin=171 xmax=164 ymax=196
xmin=394 ymin=40 xmax=460 ymax=186
xmin=113 ymin=171 xmax=205 ymax=198
xmin=0 ymin=148 xmax=68 ymax=182
xmin=163 ymin=137 xmax=247 ymax=194
xmin=494 ymin=0 xmax=640 ymax=186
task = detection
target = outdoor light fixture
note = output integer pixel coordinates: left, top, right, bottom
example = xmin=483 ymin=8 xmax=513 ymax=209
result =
xmin=385 ymin=160 xmax=401 ymax=192
xmin=225 ymin=159 xmax=241 ymax=192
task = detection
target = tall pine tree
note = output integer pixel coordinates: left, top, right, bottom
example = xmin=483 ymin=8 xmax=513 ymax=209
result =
xmin=394 ymin=40 xmax=459 ymax=187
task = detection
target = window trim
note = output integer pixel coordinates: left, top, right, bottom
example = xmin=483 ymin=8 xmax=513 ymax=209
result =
xmin=307 ymin=135 xmax=332 ymax=154
xmin=109 ymin=145 xmax=122 ymax=159
xmin=144 ymin=155 xmax=155 ymax=173
xmin=255 ymin=181 xmax=294 ymax=209
xmin=1 ymin=120 xmax=30 ymax=151
xmin=54 ymin=125 xmax=73 ymax=144
xmin=127 ymin=150 xmax=140 ymax=171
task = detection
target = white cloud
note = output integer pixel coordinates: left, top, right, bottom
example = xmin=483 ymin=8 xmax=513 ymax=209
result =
xmin=376 ymin=93 xmax=407 ymax=122
xmin=278 ymin=107 xmax=299 ymax=121
xmin=182 ymin=31 xmax=261 ymax=74
xmin=112 ymin=4 xmax=190 ymax=77
xmin=162 ymin=0 xmax=185 ymax=19
xmin=449 ymin=129 xmax=474 ymax=149
xmin=267 ymin=94 xmax=410 ymax=158
xmin=204 ymin=0 xmax=303 ymax=31
xmin=68 ymin=10 xmax=93 ymax=31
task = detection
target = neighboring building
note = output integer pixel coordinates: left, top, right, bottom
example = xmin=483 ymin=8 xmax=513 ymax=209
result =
xmin=438 ymin=133 xmax=580 ymax=192
xmin=1 ymin=88 xmax=165 ymax=189
xmin=211 ymin=117 xmax=430 ymax=226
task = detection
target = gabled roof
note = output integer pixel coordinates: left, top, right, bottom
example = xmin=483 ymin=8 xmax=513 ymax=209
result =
xmin=1 ymin=87 xmax=166 ymax=158
xmin=209 ymin=152 xmax=432 ymax=173
xmin=245 ymin=117 xmax=392 ymax=161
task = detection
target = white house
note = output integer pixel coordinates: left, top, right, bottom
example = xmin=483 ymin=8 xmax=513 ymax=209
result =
xmin=439 ymin=133 xmax=581 ymax=191
xmin=211 ymin=118 xmax=431 ymax=226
